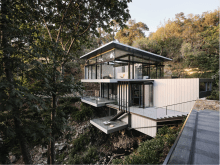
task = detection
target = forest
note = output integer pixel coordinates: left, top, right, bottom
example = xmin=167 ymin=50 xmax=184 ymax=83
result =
xmin=0 ymin=0 xmax=219 ymax=164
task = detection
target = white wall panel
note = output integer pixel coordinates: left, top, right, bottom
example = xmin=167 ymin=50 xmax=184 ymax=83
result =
xmin=131 ymin=114 xmax=157 ymax=137
xmin=152 ymin=79 xmax=199 ymax=113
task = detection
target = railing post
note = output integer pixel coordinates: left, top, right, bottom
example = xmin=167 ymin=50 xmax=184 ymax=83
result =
xmin=166 ymin=106 xmax=167 ymax=115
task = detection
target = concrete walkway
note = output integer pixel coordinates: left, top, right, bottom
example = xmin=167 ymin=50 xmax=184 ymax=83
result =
xmin=166 ymin=109 xmax=219 ymax=164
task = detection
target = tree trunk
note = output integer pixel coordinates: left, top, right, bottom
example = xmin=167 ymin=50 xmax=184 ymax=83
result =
xmin=14 ymin=116 xmax=33 ymax=164
xmin=48 ymin=94 xmax=56 ymax=164
xmin=48 ymin=64 xmax=57 ymax=164
xmin=2 ymin=0 xmax=33 ymax=164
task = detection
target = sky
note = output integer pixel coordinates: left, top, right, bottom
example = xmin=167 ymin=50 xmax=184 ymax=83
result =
xmin=128 ymin=0 xmax=219 ymax=36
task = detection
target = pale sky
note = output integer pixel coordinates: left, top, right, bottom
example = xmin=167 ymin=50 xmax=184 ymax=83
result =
xmin=128 ymin=0 xmax=219 ymax=36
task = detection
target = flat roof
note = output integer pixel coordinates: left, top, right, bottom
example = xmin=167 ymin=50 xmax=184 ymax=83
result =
xmin=80 ymin=41 xmax=172 ymax=62
xmin=166 ymin=109 xmax=219 ymax=164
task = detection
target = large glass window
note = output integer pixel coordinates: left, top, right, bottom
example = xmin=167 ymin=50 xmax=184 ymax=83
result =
xmin=134 ymin=63 xmax=142 ymax=79
xmin=102 ymin=63 xmax=114 ymax=79
xmin=114 ymin=61 xmax=128 ymax=79
xmin=84 ymin=48 xmax=165 ymax=80
xmin=85 ymin=66 xmax=88 ymax=79
xmin=129 ymin=83 xmax=153 ymax=108
xmin=91 ymin=65 xmax=96 ymax=79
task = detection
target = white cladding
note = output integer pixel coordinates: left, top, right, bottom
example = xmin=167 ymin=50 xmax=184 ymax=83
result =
xmin=131 ymin=114 xmax=157 ymax=137
xmin=116 ymin=78 xmax=199 ymax=113
xmin=152 ymin=79 xmax=199 ymax=113
xmin=118 ymin=112 xmax=157 ymax=137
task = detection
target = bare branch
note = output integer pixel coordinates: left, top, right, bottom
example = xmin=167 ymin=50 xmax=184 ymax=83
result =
xmin=64 ymin=39 xmax=70 ymax=51
xmin=56 ymin=0 xmax=74 ymax=43
xmin=66 ymin=38 xmax=75 ymax=55
xmin=43 ymin=19 xmax=53 ymax=42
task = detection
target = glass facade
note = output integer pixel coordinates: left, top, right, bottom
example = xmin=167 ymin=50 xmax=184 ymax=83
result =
xmin=84 ymin=48 xmax=164 ymax=80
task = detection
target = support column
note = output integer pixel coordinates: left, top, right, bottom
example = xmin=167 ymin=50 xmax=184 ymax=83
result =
xmin=132 ymin=63 xmax=134 ymax=79
xmin=128 ymin=55 xmax=130 ymax=79
xmin=119 ymin=82 xmax=120 ymax=111
xmin=143 ymin=83 xmax=145 ymax=109
xmin=108 ymin=83 xmax=109 ymax=100
xmin=128 ymin=82 xmax=130 ymax=109
xmin=126 ymin=82 xmax=127 ymax=113
xmin=96 ymin=59 xmax=97 ymax=79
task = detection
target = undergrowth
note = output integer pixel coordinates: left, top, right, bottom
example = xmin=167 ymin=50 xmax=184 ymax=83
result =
xmin=112 ymin=124 xmax=182 ymax=164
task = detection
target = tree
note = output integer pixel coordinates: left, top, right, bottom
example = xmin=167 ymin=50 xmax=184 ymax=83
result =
xmin=115 ymin=19 xmax=149 ymax=45
xmin=1 ymin=0 xmax=132 ymax=164
xmin=0 ymin=1 xmax=51 ymax=164
xmin=35 ymin=1 xmax=131 ymax=164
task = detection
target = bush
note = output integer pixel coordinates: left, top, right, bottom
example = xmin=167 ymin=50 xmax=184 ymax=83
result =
xmin=112 ymin=125 xmax=182 ymax=164
xmin=59 ymin=97 xmax=80 ymax=104
xmin=207 ymin=88 xmax=219 ymax=100
xmin=71 ymin=103 xmax=94 ymax=122
xmin=69 ymin=133 xmax=90 ymax=158
xmin=82 ymin=147 xmax=99 ymax=164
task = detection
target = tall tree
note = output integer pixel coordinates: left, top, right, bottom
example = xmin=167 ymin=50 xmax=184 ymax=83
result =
xmin=36 ymin=0 xmax=131 ymax=163
xmin=115 ymin=19 xmax=149 ymax=45
xmin=1 ymin=0 xmax=132 ymax=164
xmin=0 ymin=1 xmax=51 ymax=164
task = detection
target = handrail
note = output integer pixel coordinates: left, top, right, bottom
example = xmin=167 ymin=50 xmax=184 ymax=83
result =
xmin=155 ymin=99 xmax=197 ymax=109
xmin=163 ymin=108 xmax=193 ymax=165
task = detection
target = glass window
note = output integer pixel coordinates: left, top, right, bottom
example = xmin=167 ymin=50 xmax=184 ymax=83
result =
xmin=91 ymin=65 xmax=96 ymax=79
xmin=85 ymin=66 xmax=88 ymax=79
xmin=134 ymin=63 xmax=142 ymax=79
xmin=102 ymin=63 xmax=114 ymax=79
xmin=115 ymin=49 xmax=130 ymax=58
xmin=97 ymin=64 xmax=100 ymax=79
xmin=102 ymin=50 xmax=115 ymax=62
xmin=199 ymin=82 xmax=206 ymax=91
xmin=114 ymin=61 xmax=128 ymax=79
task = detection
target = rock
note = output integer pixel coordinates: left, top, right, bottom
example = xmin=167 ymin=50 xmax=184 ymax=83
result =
xmin=9 ymin=155 xmax=16 ymax=163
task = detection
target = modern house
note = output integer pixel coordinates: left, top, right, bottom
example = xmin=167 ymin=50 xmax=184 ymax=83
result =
xmin=80 ymin=41 xmax=213 ymax=137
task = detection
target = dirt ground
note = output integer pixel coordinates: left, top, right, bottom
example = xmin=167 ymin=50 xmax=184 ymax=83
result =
xmin=193 ymin=99 xmax=220 ymax=111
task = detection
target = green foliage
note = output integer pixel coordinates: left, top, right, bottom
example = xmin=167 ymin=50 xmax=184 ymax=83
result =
xmin=59 ymin=97 xmax=81 ymax=104
xmin=116 ymin=19 xmax=149 ymax=45
xmin=69 ymin=147 xmax=99 ymax=164
xmin=207 ymin=89 xmax=219 ymax=100
xmin=71 ymin=103 xmax=94 ymax=122
xmin=56 ymin=152 xmax=67 ymax=163
xmin=82 ymin=147 xmax=99 ymax=164
xmin=68 ymin=133 xmax=90 ymax=163
xmin=112 ymin=125 xmax=181 ymax=164
xmin=1 ymin=0 xmax=132 ymax=163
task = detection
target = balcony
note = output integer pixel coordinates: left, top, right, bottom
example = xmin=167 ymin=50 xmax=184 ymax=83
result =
xmin=90 ymin=115 xmax=128 ymax=134
xmin=81 ymin=96 xmax=116 ymax=107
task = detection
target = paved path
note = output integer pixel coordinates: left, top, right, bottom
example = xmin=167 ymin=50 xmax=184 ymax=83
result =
xmin=166 ymin=109 xmax=219 ymax=164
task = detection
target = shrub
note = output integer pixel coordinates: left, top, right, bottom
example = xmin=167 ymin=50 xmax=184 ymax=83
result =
xmin=69 ymin=133 xmax=90 ymax=158
xmin=207 ymin=88 xmax=219 ymax=100
xmin=82 ymin=147 xmax=99 ymax=164
xmin=59 ymin=97 xmax=80 ymax=104
xmin=112 ymin=125 xmax=182 ymax=164
xmin=71 ymin=103 xmax=94 ymax=122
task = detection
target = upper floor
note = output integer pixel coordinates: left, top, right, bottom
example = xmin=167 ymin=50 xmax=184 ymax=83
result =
xmin=80 ymin=41 xmax=172 ymax=82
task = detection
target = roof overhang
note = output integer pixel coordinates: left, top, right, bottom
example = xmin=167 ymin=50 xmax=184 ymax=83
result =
xmin=80 ymin=41 xmax=172 ymax=62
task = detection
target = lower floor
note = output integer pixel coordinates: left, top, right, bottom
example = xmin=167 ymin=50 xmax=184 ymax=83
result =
xmin=90 ymin=106 xmax=186 ymax=137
